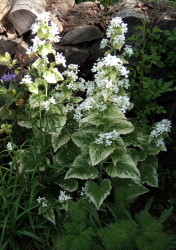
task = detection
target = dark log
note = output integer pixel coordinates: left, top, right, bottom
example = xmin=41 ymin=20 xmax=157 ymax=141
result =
xmin=114 ymin=0 xmax=150 ymax=45
xmin=8 ymin=0 xmax=46 ymax=35
xmin=61 ymin=26 xmax=103 ymax=45
xmin=0 ymin=63 xmax=8 ymax=77
xmin=156 ymin=12 xmax=176 ymax=33
xmin=0 ymin=39 xmax=19 ymax=55
xmin=89 ymin=39 xmax=109 ymax=61
xmin=53 ymin=45 xmax=89 ymax=66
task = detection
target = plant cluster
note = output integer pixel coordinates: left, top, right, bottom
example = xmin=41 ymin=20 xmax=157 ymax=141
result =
xmin=0 ymin=11 xmax=176 ymax=250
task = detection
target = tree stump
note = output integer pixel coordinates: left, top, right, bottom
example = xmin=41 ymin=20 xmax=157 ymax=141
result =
xmin=8 ymin=0 xmax=46 ymax=35
xmin=0 ymin=39 xmax=19 ymax=55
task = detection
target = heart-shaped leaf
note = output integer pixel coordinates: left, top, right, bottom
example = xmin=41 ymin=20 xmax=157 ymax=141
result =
xmin=65 ymin=154 xmax=98 ymax=180
xmin=85 ymin=179 xmax=112 ymax=209
xmin=55 ymin=175 xmax=78 ymax=192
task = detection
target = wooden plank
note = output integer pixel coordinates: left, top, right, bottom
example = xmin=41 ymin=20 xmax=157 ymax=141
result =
xmin=8 ymin=0 xmax=46 ymax=35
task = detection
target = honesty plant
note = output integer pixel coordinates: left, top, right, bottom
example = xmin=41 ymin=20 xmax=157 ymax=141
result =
xmin=0 ymin=12 xmax=172 ymax=222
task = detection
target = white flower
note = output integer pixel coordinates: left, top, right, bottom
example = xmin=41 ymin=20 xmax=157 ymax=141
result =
xmin=150 ymin=119 xmax=172 ymax=138
xmin=31 ymin=22 xmax=40 ymax=34
xmin=37 ymin=196 xmax=47 ymax=207
xmin=58 ymin=190 xmax=71 ymax=202
xmin=112 ymin=95 xmax=131 ymax=113
xmin=55 ymin=52 xmax=66 ymax=67
xmin=9 ymin=161 xmax=12 ymax=166
xmin=80 ymin=187 xmax=85 ymax=196
xmin=36 ymin=12 xmax=51 ymax=24
xmin=156 ymin=138 xmax=165 ymax=147
xmin=41 ymin=97 xmax=57 ymax=111
xmin=49 ymin=97 xmax=56 ymax=105
xmin=123 ymin=45 xmax=134 ymax=57
xmin=20 ymin=75 xmax=33 ymax=85
xmin=95 ymin=130 xmax=119 ymax=146
xmin=100 ymin=38 xmax=109 ymax=49
xmin=7 ymin=142 xmax=12 ymax=150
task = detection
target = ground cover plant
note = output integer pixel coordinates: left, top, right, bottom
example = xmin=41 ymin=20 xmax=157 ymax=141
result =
xmin=0 ymin=11 xmax=176 ymax=250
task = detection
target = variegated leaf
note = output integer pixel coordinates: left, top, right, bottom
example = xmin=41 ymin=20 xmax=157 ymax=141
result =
xmin=55 ymin=175 xmax=78 ymax=192
xmin=85 ymin=179 xmax=112 ymax=209
xmin=106 ymin=154 xmax=140 ymax=180
xmin=89 ymin=142 xmax=116 ymax=166
xmin=51 ymin=129 xmax=70 ymax=152
xmin=65 ymin=154 xmax=98 ymax=180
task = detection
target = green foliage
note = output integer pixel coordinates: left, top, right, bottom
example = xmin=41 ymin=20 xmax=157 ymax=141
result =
xmin=127 ymin=20 xmax=176 ymax=125
xmin=63 ymin=222 xmax=96 ymax=250
xmin=68 ymin=200 xmax=87 ymax=223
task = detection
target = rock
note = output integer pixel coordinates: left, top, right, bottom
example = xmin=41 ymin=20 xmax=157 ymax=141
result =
xmin=89 ymin=39 xmax=108 ymax=61
xmin=77 ymin=1 xmax=97 ymax=6
xmin=80 ymin=59 xmax=94 ymax=75
xmin=0 ymin=0 xmax=11 ymax=23
xmin=54 ymin=45 xmax=89 ymax=66
xmin=61 ymin=26 xmax=103 ymax=45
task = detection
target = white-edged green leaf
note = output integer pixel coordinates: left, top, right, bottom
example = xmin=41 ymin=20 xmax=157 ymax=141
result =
xmin=18 ymin=120 xmax=32 ymax=129
xmin=39 ymin=205 xmax=55 ymax=225
xmin=71 ymin=129 xmax=98 ymax=151
xmin=111 ymin=147 xmax=125 ymax=166
xmin=128 ymin=148 xmax=147 ymax=165
xmin=28 ymin=83 xmax=38 ymax=94
xmin=139 ymin=155 xmax=158 ymax=187
xmin=79 ymin=113 xmax=103 ymax=126
xmin=85 ymin=179 xmax=112 ymax=209
xmin=39 ymin=114 xmax=67 ymax=136
xmin=65 ymin=154 xmax=98 ymax=180
xmin=43 ymin=68 xmax=63 ymax=84
xmin=5 ymin=52 xmax=11 ymax=61
xmin=55 ymin=175 xmax=78 ymax=192
xmin=89 ymin=142 xmax=116 ymax=166
xmin=106 ymin=154 xmax=140 ymax=180
xmin=51 ymin=129 xmax=70 ymax=152
xmin=29 ymin=93 xmax=42 ymax=109
xmin=114 ymin=178 xmax=149 ymax=202
xmin=107 ymin=119 xmax=134 ymax=134
xmin=102 ymin=106 xmax=126 ymax=120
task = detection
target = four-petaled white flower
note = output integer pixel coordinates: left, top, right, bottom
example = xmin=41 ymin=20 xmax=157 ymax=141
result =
xmin=7 ymin=142 xmax=13 ymax=150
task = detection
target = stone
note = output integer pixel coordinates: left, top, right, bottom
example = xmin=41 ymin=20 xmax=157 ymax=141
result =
xmin=61 ymin=26 xmax=103 ymax=45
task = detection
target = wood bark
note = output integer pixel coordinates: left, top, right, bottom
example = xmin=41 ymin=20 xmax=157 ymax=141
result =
xmin=0 ymin=0 xmax=12 ymax=23
xmin=0 ymin=39 xmax=19 ymax=55
xmin=8 ymin=0 xmax=46 ymax=35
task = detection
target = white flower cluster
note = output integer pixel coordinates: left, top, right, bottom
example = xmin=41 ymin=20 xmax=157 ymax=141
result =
xmin=95 ymin=101 xmax=107 ymax=111
xmin=58 ymin=190 xmax=71 ymax=202
xmin=106 ymin=17 xmax=128 ymax=47
xmin=41 ymin=97 xmax=56 ymax=111
xmin=37 ymin=196 xmax=47 ymax=207
xmin=62 ymin=103 xmax=75 ymax=114
xmin=123 ymin=45 xmax=134 ymax=57
xmin=74 ymin=97 xmax=95 ymax=121
xmin=20 ymin=75 xmax=33 ymax=85
xmin=7 ymin=142 xmax=12 ymax=150
xmin=100 ymin=38 xmax=109 ymax=49
xmin=55 ymin=52 xmax=66 ymax=67
xmin=62 ymin=64 xmax=79 ymax=82
xmin=54 ymin=92 xmax=65 ymax=98
xmin=85 ymin=81 xmax=95 ymax=96
xmin=150 ymin=119 xmax=172 ymax=147
xmin=27 ymin=12 xmax=61 ymax=56
xmin=112 ymin=95 xmax=131 ymax=113
xmin=95 ymin=130 xmax=119 ymax=146
xmin=92 ymin=54 xmax=124 ymax=72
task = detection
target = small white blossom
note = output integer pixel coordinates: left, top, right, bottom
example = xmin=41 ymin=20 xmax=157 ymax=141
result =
xmin=80 ymin=187 xmax=85 ymax=196
xmin=123 ymin=45 xmax=134 ymax=57
xmin=112 ymin=95 xmax=131 ymax=113
xmin=20 ymin=75 xmax=33 ymax=85
xmin=100 ymin=38 xmax=109 ymax=49
xmin=41 ymin=97 xmax=57 ymax=111
xmin=55 ymin=52 xmax=66 ymax=67
xmin=37 ymin=196 xmax=47 ymax=207
xmin=58 ymin=190 xmax=71 ymax=202
xmin=7 ymin=142 xmax=12 ymax=150
xmin=95 ymin=130 xmax=119 ymax=146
